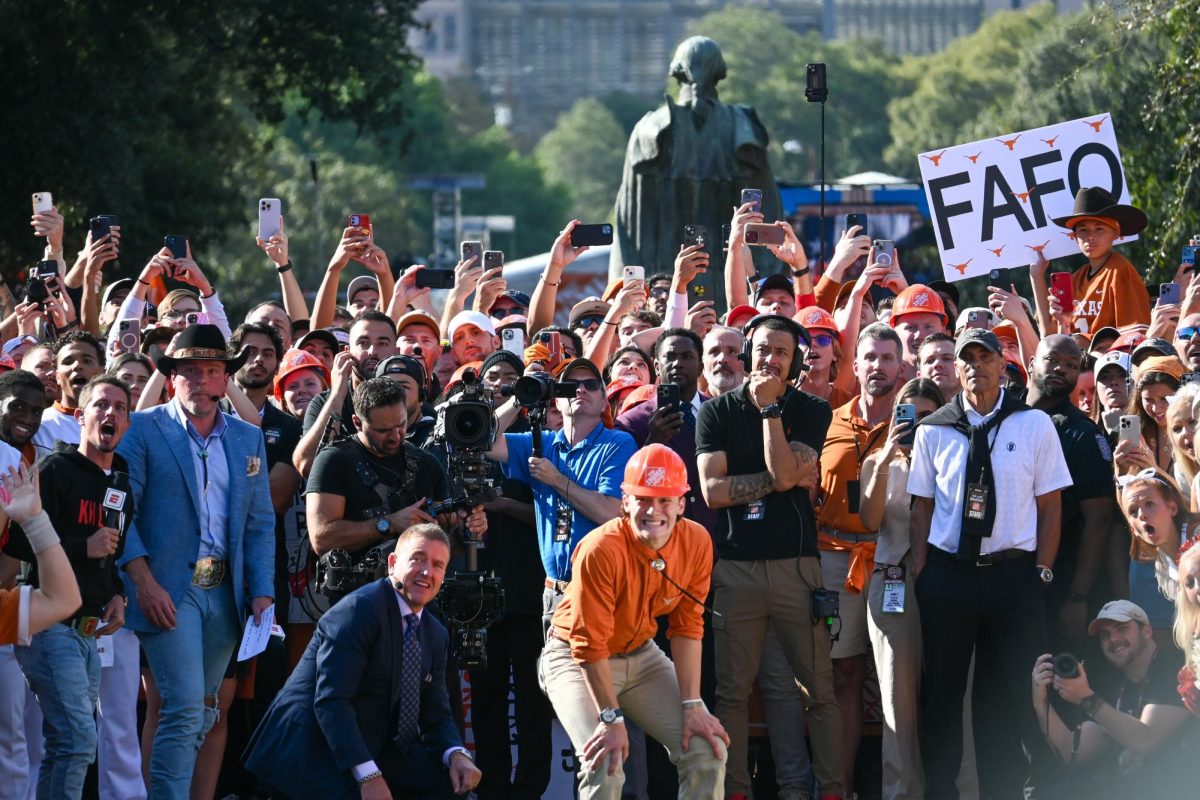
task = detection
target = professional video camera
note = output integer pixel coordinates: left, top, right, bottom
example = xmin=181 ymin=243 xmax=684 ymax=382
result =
xmin=315 ymin=540 xmax=393 ymax=601
xmin=502 ymin=372 xmax=578 ymax=409
xmin=432 ymin=367 xmax=506 ymax=667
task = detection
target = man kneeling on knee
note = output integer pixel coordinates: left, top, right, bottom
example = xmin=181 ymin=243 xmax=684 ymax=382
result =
xmin=539 ymin=443 xmax=728 ymax=799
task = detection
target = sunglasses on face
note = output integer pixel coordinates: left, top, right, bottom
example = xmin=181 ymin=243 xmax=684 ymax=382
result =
xmin=572 ymin=316 xmax=604 ymax=330
xmin=649 ymin=286 xmax=669 ymax=298
xmin=1178 ymin=326 xmax=1199 ymax=340
xmin=490 ymin=307 xmax=523 ymax=319
xmin=812 ymin=333 xmax=835 ymax=348
xmin=565 ymin=377 xmax=603 ymax=392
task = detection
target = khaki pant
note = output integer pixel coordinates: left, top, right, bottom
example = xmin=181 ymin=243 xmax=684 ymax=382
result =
xmin=711 ymin=557 xmax=842 ymax=796
xmin=868 ymin=556 xmax=979 ymax=800
xmin=538 ymin=637 xmax=726 ymax=799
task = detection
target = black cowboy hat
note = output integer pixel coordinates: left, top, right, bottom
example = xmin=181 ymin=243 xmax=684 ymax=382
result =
xmin=155 ymin=324 xmax=249 ymax=376
xmin=1052 ymin=186 xmax=1147 ymax=236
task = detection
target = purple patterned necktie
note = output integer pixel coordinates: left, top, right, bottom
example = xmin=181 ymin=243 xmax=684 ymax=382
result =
xmin=395 ymin=613 xmax=421 ymax=751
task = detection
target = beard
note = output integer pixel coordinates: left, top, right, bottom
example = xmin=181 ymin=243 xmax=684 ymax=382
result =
xmin=1034 ymin=374 xmax=1073 ymax=401
xmin=707 ymin=370 xmax=742 ymax=396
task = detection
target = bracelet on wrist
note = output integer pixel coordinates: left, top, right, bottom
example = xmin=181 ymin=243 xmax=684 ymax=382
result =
xmin=275 ymin=260 xmax=293 ymax=274
xmin=136 ymin=277 xmax=150 ymax=286
xmin=540 ymin=274 xmax=560 ymax=287
xmin=681 ymin=698 xmax=706 ymax=710
xmin=356 ymin=770 xmax=383 ymax=786
xmin=602 ymin=319 xmax=617 ymax=327
xmin=791 ymin=266 xmax=811 ymax=278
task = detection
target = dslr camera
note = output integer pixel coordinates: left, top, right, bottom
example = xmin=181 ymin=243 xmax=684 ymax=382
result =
xmin=316 ymin=540 xmax=393 ymax=600
xmin=502 ymin=372 xmax=577 ymax=409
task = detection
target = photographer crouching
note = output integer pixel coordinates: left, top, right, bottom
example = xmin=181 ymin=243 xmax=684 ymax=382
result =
xmin=306 ymin=378 xmax=486 ymax=602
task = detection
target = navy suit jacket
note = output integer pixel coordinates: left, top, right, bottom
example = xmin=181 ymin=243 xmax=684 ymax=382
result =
xmin=243 ymin=578 xmax=461 ymax=798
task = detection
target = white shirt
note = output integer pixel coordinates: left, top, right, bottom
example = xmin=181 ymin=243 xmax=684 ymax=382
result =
xmin=0 ymin=440 xmax=22 ymax=475
xmin=32 ymin=406 xmax=80 ymax=458
xmin=907 ymin=390 xmax=1072 ymax=555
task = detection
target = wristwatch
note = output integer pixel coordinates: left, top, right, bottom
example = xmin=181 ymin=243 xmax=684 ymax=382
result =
xmin=598 ymin=707 xmax=624 ymax=725
xmin=1037 ymin=565 xmax=1054 ymax=585
xmin=375 ymin=517 xmax=391 ymax=536
xmin=1079 ymin=693 xmax=1101 ymax=716
xmin=760 ymin=402 xmax=783 ymax=419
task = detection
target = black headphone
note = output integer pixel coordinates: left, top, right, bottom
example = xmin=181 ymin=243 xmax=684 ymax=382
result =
xmin=739 ymin=314 xmax=812 ymax=383
xmin=375 ymin=353 xmax=429 ymax=403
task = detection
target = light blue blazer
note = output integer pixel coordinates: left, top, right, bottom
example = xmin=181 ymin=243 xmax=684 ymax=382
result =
xmin=117 ymin=403 xmax=275 ymax=633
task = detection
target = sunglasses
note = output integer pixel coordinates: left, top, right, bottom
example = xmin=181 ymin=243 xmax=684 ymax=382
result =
xmin=565 ymin=377 xmax=603 ymax=392
xmin=649 ymin=286 xmax=669 ymax=298
xmin=1178 ymin=326 xmax=1198 ymax=340
xmin=489 ymin=307 xmax=523 ymax=319
xmin=572 ymin=316 xmax=604 ymax=330
xmin=812 ymin=333 xmax=835 ymax=348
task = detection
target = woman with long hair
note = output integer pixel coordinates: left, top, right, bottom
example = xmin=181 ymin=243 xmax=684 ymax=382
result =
xmin=1165 ymin=384 xmax=1200 ymax=506
xmin=1175 ymin=538 xmax=1200 ymax=715
xmin=1114 ymin=356 xmax=1185 ymax=475
xmin=1117 ymin=467 xmax=1193 ymax=649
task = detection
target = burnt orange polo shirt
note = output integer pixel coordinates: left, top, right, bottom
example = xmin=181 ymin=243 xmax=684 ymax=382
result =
xmin=551 ymin=515 xmax=712 ymax=664
xmin=817 ymin=396 xmax=889 ymax=536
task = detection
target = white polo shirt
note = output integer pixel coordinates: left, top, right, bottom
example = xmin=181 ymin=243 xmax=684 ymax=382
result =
xmin=907 ymin=390 xmax=1072 ymax=555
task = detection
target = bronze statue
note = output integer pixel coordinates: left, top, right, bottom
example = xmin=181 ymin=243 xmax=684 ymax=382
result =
xmin=611 ymin=36 xmax=782 ymax=313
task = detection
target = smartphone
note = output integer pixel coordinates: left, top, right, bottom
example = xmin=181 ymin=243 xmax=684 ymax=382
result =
xmin=622 ymin=265 xmax=645 ymax=284
xmin=874 ymin=239 xmax=895 ymax=267
xmin=90 ymin=215 xmax=119 ymax=241
xmin=682 ymin=224 xmax=707 ymax=249
xmin=164 ymin=235 xmax=187 ymax=259
xmin=460 ymin=240 xmax=483 ymax=265
xmin=1118 ymin=414 xmax=1142 ymax=448
xmin=1159 ymin=282 xmax=1182 ymax=306
xmin=185 ymin=312 xmax=209 ymax=327
xmin=533 ymin=330 xmax=563 ymax=368
xmin=31 ymin=192 xmax=53 ymax=214
xmin=1050 ymin=272 xmax=1074 ymax=309
xmin=965 ymin=310 xmax=992 ymax=331
xmin=414 ymin=269 xmax=455 ymax=290
xmin=845 ymin=213 xmax=868 ymax=237
xmin=805 ymin=62 xmax=827 ymax=101
xmin=570 ymin=224 xmax=614 ymax=247
xmin=1184 ymin=245 xmax=1200 ymax=269
xmin=721 ymin=223 xmax=731 ymax=254
xmin=501 ymin=328 xmax=525 ymax=356
xmin=894 ymin=403 xmax=917 ymax=446
xmin=989 ymin=268 xmax=1015 ymax=289
xmin=258 ymin=198 xmax=282 ymax=240
xmin=348 ymin=214 xmax=371 ymax=236
xmin=657 ymin=383 xmax=681 ymax=416
xmin=483 ymin=250 xmax=504 ymax=271
xmin=116 ymin=319 xmax=141 ymax=354
xmin=744 ymin=223 xmax=786 ymax=246
xmin=1181 ymin=372 xmax=1200 ymax=388
xmin=741 ymin=189 xmax=763 ymax=214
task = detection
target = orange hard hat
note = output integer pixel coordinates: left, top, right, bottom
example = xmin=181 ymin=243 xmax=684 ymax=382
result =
xmin=621 ymin=443 xmax=690 ymax=498
xmin=795 ymin=306 xmax=841 ymax=345
xmin=889 ymin=284 xmax=947 ymax=327
xmin=274 ymin=348 xmax=331 ymax=404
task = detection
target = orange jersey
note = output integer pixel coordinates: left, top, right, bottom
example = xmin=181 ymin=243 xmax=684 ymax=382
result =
xmin=0 ymin=586 xmax=26 ymax=646
xmin=1069 ymin=250 xmax=1151 ymax=334
xmin=551 ymin=516 xmax=712 ymax=663
xmin=817 ymin=397 xmax=889 ymax=536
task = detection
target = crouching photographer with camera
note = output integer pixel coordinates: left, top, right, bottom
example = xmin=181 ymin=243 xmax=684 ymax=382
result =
xmin=1030 ymin=600 xmax=1199 ymax=797
xmin=306 ymin=378 xmax=486 ymax=602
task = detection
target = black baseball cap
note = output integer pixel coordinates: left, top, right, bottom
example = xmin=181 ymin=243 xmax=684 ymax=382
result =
xmin=954 ymin=328 xmax=1002 ymax=358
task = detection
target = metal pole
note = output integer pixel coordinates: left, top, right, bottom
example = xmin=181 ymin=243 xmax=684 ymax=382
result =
xmin=819 ymin=101 xmax=826 ymax=271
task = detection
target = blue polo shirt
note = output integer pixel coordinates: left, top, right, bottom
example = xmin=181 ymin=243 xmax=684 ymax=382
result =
xmin=502 ymin=422 xmax=637 ymax=581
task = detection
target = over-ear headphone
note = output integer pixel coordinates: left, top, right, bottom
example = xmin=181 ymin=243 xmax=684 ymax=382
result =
xmin=376 ymin=353 xmax=430 ymax=403
xmin=739 ymin=314 xmax=812 ymax=383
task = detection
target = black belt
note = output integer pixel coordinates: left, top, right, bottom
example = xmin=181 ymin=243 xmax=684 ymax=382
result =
xmin=544 ymin=578 xmax=569 ymax=594
xmin=929 ymin=546 xmax=1032 ymax=567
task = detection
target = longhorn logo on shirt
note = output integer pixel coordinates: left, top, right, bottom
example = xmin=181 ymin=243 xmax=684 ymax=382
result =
xmin=645 ymin=467 xmax=666 ymax=487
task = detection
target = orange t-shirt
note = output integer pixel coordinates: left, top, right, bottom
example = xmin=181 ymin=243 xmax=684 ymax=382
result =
xmin=1069 ymin=250 xmax=1151 ymax=335
xmin=551 ymin=516 xmax=712 ymax=663
xmin=0 ymin=585 xmax=29 ymax=646
xmin=817 ymin=397 xmax=889 ymax=537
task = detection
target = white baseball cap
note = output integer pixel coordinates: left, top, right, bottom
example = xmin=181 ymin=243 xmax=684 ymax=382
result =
xmin=447 ymin=310 xmax=497 ymax=341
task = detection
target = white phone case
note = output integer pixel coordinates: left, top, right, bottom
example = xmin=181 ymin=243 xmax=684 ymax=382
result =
xmin=258 ymin=198 xmax=282 ymax=240
xmin=32 ymin=192 xmax=53 ymax=214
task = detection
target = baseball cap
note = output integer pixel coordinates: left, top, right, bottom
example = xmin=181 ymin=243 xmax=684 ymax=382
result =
xmin=395 ymin=310 xmax=441 ymax=338
xmin=495 ymin=314 xmax=527 ymax=332
xmin=499 ymin=289 xmax=531 ymax=308
xmin=755 ymin=274 xmax=792 ymax=299
xmin=557 ymin=357 xmax=604 ymax=384
xmin=375 ymin=354 xmax=427 ymax=384
xmin=1133 ymin=354 xmax=1187 ymax=383
xmin=1089 ymin=326 xmax=1121 ymax=351
xmin=102 ymin=278 xmax=135 ymax=308
xmin=569 ymin=297 xmax=610 ymax=328
xmin=296 ymin=329 xmax=339 ymax=353
xmin=1004 ymin=356 xmax=1027 ymax=384
xmin=0 ymin=353 xmax=15 ymax=373
xmin=1087 ymin=600 xmax=1150 ymax=636
xmin=992 ymin=320 xmax=1018 ymax=343
xmin=928 ymin=279 xmax=961 ymax=312
xmin=3 ymin=335 xmax=38 ymax=356
xmin=480 ymin=349 xmax=524 ymax=378
xmin=1108 ymin=330 xmax=1146 ymax=353
xmin=726 ymin=305 xmax=758 ymax=329
xmin=331 ymin=329 xmax=350 ymax=348
xmin=954 ymin=328 xmax=1002 ymax=358
xmin=1094 ymin=349 xmax=1132 ymax=378
xmin=1131 ymin=337 xmax=1178 ymax=366
xmin=447 ymin=310 xmax=496 ymax=341
xmin=346 ymin=275 xmax=378 ymax=304
xmin=954 ymin=307 xmax=998 ymax=332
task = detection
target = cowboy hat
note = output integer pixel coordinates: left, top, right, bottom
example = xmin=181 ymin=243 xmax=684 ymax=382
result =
xmin=1052 ymin=187 xmax=1147 ymax=236
xmin=155 ymin=324 xmax=249 ymax=376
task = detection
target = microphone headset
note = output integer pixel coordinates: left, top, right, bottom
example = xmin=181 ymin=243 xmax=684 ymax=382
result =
xmin=648 ymin=558 xmax=722 ymax=617
xmin=738 ymin=313 xmax=812 ymax=383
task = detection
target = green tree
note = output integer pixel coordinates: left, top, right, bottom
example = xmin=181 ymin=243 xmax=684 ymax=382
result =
xmin=0 ymin=0 xmax=424 ymax=278
xmin=535 ymin=99 xmax=627 ymax=221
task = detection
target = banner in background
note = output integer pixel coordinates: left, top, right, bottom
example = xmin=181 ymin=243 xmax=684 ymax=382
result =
xmin=917 ymin=113 xmax=1133 ymax=283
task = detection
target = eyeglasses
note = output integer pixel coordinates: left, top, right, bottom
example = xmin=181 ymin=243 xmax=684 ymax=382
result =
xmin=649 ymin=286 xmax=669 ymax=298
xmin=572 ymin=316 xmax=604 ymax=330
xmin=812 ymin=333 xmax=835 ymax=348
xmin=1178 ymin=326 xmax=1199 ymax=340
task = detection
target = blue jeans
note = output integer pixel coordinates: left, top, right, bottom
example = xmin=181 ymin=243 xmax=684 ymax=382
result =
xmin=15 ymin=623 xmax=101 ymax=800
xmin=138 ymin=580 xmax=239 ymax=800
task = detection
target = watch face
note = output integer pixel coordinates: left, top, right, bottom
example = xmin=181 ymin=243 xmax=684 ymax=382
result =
xmin=376 ymin=518 xmax=390 ymax=534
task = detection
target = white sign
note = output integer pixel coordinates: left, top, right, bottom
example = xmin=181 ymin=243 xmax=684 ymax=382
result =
xmin=918 ymin=113 xmax=1134 ymax=283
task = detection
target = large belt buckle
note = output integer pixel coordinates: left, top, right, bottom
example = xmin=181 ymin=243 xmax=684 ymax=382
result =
xmin=73 ymin=616 xmax=101 ymax=637
xmin=192 ymin=557 xmax=226 ymax=589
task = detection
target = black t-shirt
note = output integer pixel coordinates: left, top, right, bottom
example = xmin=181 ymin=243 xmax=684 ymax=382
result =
xmin=261 ymin=402 xmax=303 ymax=472
xmin=1045 ymin=399 xmax=1115 ymax=585
xmin=301 ymin=387 xmax=356 ymax=436
xmin=695 ymin=385 xmax=831 ymax=560
xmin=307 ymin=437 xmax=447 ymax=540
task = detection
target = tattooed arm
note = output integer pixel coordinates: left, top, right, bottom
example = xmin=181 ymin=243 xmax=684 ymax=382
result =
xmin=791 ymin=441 xmax=819 ymax=491
xmin=697 ymin=451 xmax=774 ymax=509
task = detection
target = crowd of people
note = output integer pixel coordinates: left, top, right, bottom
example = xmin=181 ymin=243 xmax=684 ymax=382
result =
xmin=0 ymin=183 xmax=1197 ymax=800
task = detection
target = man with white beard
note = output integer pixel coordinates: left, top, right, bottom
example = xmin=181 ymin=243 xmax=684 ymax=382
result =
xmin=702 ymin=326 xmax=744 ymax=397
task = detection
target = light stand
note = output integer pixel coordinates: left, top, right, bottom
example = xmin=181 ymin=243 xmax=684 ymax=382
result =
xmin=805 ymin=63 xmax=828 ymax=271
